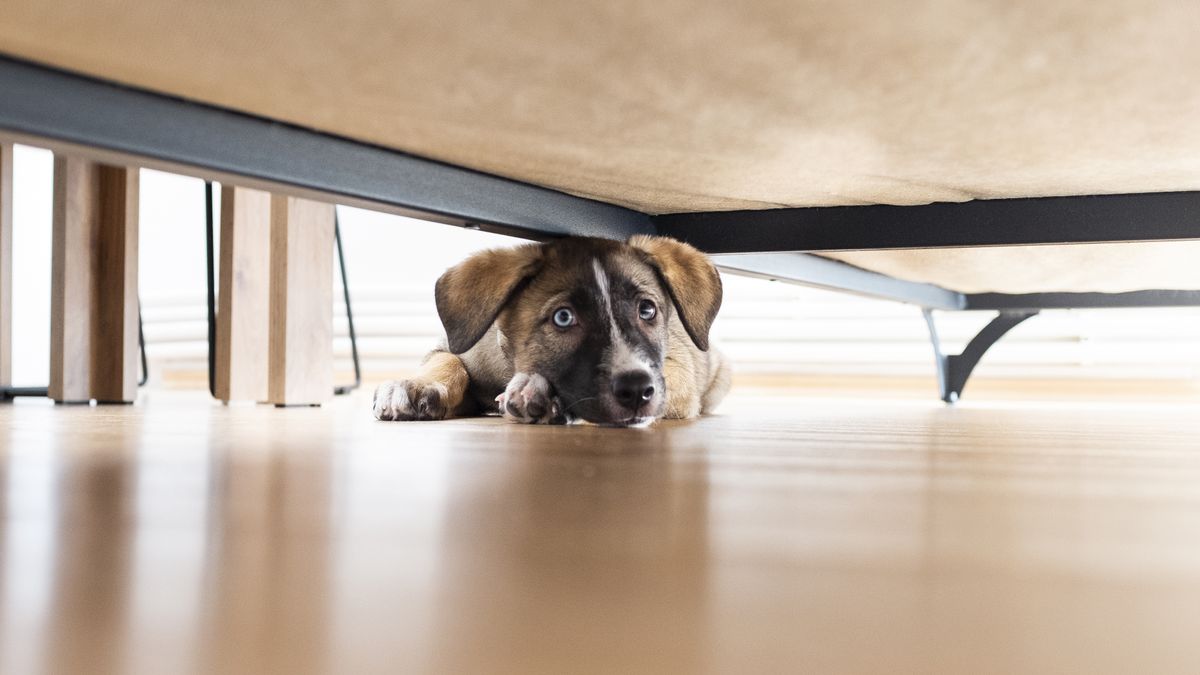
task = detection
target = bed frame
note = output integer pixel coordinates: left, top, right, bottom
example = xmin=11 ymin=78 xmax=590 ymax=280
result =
xmin=3 ymin=55 xmax=1199 ymax=402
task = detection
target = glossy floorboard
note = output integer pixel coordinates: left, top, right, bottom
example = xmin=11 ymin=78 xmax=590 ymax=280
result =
xmin=2 ymin=388 xmax=1200 ymax=674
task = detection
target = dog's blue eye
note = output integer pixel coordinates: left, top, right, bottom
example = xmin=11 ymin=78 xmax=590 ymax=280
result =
xmin=552 ymin=308 xmax=576 ymax=328
xmin=638 ymin=300 xmax=657 ymax=321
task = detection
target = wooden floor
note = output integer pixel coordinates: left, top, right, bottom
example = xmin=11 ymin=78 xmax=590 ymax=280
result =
xmin=2 ymin=386 xmax=1200 ymax=674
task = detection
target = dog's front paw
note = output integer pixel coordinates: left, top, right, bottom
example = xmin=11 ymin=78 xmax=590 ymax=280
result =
xmin=373 ymin=379 xmax=450 ymax=421
xmin=496 ymin=373 xmax=565 ymax=425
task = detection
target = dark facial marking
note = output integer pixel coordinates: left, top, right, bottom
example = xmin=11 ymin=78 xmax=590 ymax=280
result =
xmin=496 ymin=238 xmax=673 ymax=425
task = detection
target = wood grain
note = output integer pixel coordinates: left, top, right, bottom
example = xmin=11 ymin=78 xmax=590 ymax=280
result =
xmin=90 ymin=165 xmax=139 ymax=403
xmin=215 ymin=185 xmax=271 ymax=402
xmin=49 ymin=156 xmax=139 ymax=403
xmin=0 ymin=142 xmax=11 ymax=388
xmin=267 ymin=195 xmax=334 ymax=406
xmin=3 ymin=389 xmax=1200 ymax=674
xmin=49 ymin=156 xmax=98 ymax=402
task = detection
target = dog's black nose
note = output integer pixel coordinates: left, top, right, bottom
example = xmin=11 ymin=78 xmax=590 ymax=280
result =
xmin=612 ymin=370 xmax=655 ymax=411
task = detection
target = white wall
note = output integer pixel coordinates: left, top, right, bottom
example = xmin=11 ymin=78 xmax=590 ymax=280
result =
xmin=10 ymin=146 xmax=52 ymax=386
xmin=8 ymin=144 xmax=1200 ymax=388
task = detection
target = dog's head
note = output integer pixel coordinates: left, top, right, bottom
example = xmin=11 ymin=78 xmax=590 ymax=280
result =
xmin=435 ymin=235 xmax=722 ymax=426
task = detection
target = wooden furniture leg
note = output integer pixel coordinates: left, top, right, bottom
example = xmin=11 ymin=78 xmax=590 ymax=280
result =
xmin=267 ymin=195 xmax=334 ymax=406
xmin=215 ymin=186 xmax=272 ymax=403
xmin=49 ymin=156 xmax=139 ymax=403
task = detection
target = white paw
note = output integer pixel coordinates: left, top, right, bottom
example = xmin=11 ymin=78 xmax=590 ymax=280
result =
xmin=373 ymin=380 xmax=450 ymax=421
xmin=496 ymin=373 xmax=565 ymax=424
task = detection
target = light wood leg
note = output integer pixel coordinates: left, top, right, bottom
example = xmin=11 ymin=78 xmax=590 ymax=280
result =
xmin=0 ymin=143 xmax=12 ymax=389
xmin=49 ymin=157 xmax=98 ymax=403
xmin=267 ymin=196 xmax=334 ymax=406
xmin=49 ymin=156 xmax=140 ymax=404
xmin=215 ymin=186 xmax=272 ymax=403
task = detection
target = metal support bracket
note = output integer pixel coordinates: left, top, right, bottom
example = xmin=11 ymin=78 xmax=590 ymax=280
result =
xmin=922 ymin=309 xmax=1039 ymax=403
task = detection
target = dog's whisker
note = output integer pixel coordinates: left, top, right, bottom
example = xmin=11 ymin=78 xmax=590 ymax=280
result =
xmin=563 ymin=396 xmax=599 ymax=413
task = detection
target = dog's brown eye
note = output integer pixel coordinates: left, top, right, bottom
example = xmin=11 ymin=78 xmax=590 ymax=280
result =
xmin=552 ymin=307 xmax=576 ymax=328
xmin=638 ymin=300 xmax=657 ymax=321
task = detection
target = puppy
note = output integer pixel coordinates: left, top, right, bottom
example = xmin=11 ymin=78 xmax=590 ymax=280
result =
xmin=372 ymin=235 xmax=730 ymax=426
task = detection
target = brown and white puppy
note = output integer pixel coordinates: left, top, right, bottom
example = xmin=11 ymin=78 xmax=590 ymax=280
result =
xmin=372 ymin=235 xmax=730 ymax=426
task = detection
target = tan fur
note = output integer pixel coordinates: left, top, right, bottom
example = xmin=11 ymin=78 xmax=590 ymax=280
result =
xmin=661 ymin=313 xmax=729 ymax=419
xmin=628 ymin=235 xmax=723 ymax=352
xmin=372 ymin=350 xmax=471 ymax=421
xmin=497 ymin=245 xmax=598 ymax=373
xmin=419 ymin=351 xmax=470 ymax=414
xmin=435 ymin=243 xmax=542 ymax=354
xmin=631 ymin=235 xmax=728 ymax=419
xmin=700 ymin=349 xmax=732 ymax=415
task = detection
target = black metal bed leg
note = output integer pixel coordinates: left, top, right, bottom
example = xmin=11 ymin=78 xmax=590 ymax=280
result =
xmin=922 ymin=308 xmax=1038 ymax=404
xmin=138 ymin=300 xmax=149 ymax=387
xmin=333 ymin=209 xmax=362 ymax=395
xmin=204 ymin=180 xmax=216 ymax=398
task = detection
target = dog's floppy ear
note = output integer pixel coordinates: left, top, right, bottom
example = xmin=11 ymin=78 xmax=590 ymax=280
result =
xmin=628 ymin=235 xmax=722 ymax=351
xmin=435 ymin=243 xmax=544 ymax=353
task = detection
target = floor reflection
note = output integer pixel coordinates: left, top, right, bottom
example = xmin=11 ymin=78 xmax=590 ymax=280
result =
xmin=44 ymin=448 xmax=137 ymax=675
xmin=5 ymin=393 xmax=1200 ymax=674
xmin=197 ymin=420 xmax=335 ymax=675
xmin=426 ymin=424 xmax=712 ymax=673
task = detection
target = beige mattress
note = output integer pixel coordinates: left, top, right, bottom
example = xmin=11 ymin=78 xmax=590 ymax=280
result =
xmin=3 ymin=0 xmax=1199 ymax=293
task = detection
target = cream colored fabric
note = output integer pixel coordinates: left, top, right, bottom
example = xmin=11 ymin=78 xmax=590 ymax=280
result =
xmin=822 ymin=243 xmax=1200 ymax=294
xmin=4 ymin=0 xmax=1200 ymax=293
xmin=3 ymin=0 xmax=1198 ymax=214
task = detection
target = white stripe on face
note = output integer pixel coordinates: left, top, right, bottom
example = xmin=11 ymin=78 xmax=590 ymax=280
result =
xmin=592 ymin=258 xmax=613 ymax=323
xmin=593 ymin=258 xmax=652 ymax=374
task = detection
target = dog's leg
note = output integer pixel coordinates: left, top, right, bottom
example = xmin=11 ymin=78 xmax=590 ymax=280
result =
xmin=373 ymin=351 xmax=469 ymax=421
xmin=496 ymin=372 xmax=567 ymax=424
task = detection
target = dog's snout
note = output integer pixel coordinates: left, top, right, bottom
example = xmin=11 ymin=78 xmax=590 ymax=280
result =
xmin=612 ymin=370 xmax=655 ymax=411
